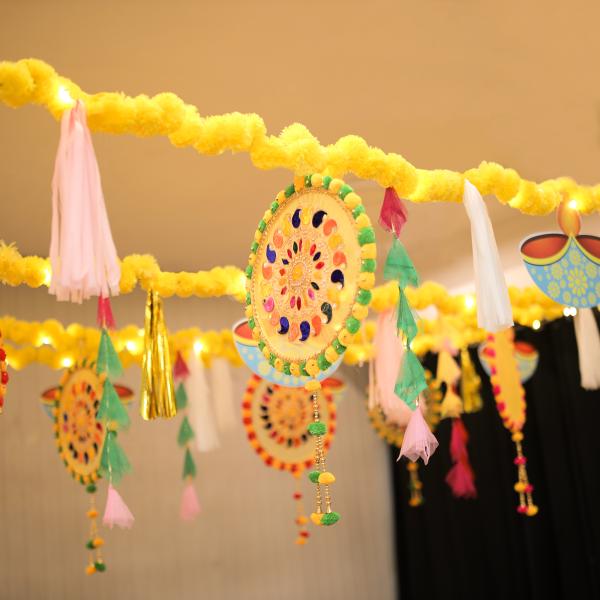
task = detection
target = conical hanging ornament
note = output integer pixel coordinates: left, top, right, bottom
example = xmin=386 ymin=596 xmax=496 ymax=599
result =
xmin=140 ymin=290 xmax=177 ymax=420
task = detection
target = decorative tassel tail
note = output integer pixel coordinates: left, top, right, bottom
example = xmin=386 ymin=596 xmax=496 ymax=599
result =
xmin=398 ymin=405 xmax=439 ymax=465
xmin=102 ymin=484 xmax=134 ymax=529
xmin=180 ymin=481 xmax=201 ymax=521
xmin=379 ymin=187 xmax=408 ymax=238
xmin=573 ymin=308 xmax=600 ymax=390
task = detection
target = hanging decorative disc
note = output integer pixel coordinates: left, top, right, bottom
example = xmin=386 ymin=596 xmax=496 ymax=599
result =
xmin=244 ymin=174 xmax=376 ymax=380
xmin=242 ymin=374 xmax=337 ymax=473
xmin=41 ymin=364 xmax=133 ymax=484
xmin=521 ymin=201 xmax=600 ymax=307
xmin=478 ymin=338 xmax=539 ymax=383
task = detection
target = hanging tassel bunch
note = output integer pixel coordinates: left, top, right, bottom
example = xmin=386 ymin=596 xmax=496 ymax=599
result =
xmin=437 ymin=349 xmax=463 ymax=420
xmin=460 ymin=348 xmax=483 ymax=413
xmin=174 ymin=351 xmax=201 ymax=521
xmin=140 ymin=290 xmax=177 ymax=420
xmin=49 ymin=100 xmax=120 ymax=303
xmin=307 ymin=382 xmax=339 ymax=527
xmin=406 ymin=462 xmax=424 ymax=507
xmin=445 ymin=417 xmax=477 ymax=498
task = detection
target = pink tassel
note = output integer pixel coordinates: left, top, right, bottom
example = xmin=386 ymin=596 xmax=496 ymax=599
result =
xmin=398 ymin=404 xmax=439 ymax=464
xmin=379 ymin=187 xmax=408 ymax=238
xmin=96 ymin=297 xmax=116 ymax=329
xmin=173 ymin=351 xmax=190 ymax=381
xmin=180 ymin=481 xmax=201 ymax=521
xmin=49 ymin=100 xmax=120 ymax=303
xmin=102 ymin=484 xmax=134 ymax=529
xmin=446 ymin=418 xmax=477 ymax=498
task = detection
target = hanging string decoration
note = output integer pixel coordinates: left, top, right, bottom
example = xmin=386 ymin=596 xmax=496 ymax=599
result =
xmin=140 ymin=290 xmax=177 ymax=420
xmin=368 ymin=370 xmax=442 ymax=506
xmin=460 ymin=348 xmax=483 ymax=413
xmin=242 ymin=374 xmax=338 ymax=541
xmin=49 ymin=100 xmax=120 ymax=303
xmin=481 ymin=329 xmax=538 ymax=516
xmin=478 ymin=338 xmax=539 ymax=383
xmin=0 ymin=330 xmax=8 ymax=413
xmin=173 ymin=351 xmax=201 ymax=521
xmin=40 ymin=357 xmax=133 ymax=574
xmin=244 ymin=174 xmax=374 ymax=526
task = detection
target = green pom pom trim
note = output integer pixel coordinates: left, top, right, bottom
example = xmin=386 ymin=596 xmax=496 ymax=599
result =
xmin=345 ymin=316 xmax=360 ymax=334
xmin=250 ymin=242 xmax=259 ymax=253
xmin=308 ymin=471 xmax=321 ymax=483
xmin=270 ymin=201 xmax=279 ymax=213
xmin=339 ymin=184 xmax=353 ymax=199
xmin=94 ymin=562 xmax=106 ymax=572
xmin=332 ymin=339 xmax=346 ymax=354
xmin=248 ymin=317 xmax=255 ymax=329
xmin=86 ymin=540 xmax=95 ymax=550
xmin=353 ymin=205 xmax=366 ymax=218
xmin=322 ymin=175 xmax=332 ymax=189
xmin=283 ymin=362 xmax=291 ymax=375
xmin=304 ymin=175 xmax=313 ymax=188
xmin=361 ymin=258 xmax=376 ymax=272
xmin=268 ymin=354 xmax=276 ymax=367
xmin=357 ymin=289 xmax=372 ymax=305
xmin=245 ymin=293 xmax=251 ymax=305
xmin=258 ymin=340 xmax=266 ymax=351
xmin=321 ymin=512 xmax=341 ymax=526
xmin=86 ymin=483 xmax=97 ymax=494
xmin=245 ymin=265 xmax=253 ymax=278
xmin=308 ymin=422 xmax=327 ymax=436
xmin=285 ymin=184 xmax=295 ymax=197
xmin=358 ymin=227 xmax=376 ymax=245
xmin=258 ymin=220 xmax=267 ymax=233
xmin=317 ymin=353 xmax=331 ymax=370
xmin=300 ymin=362 xmax=309 ymax=377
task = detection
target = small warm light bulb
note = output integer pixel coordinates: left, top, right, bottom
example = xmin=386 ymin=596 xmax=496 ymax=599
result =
xmin=38 ymin=335 xmax=51 ymax=346
xmin=568 ymin=199 xmax=578 ymax=210
xmin=61 ymin=356 xmax=74 ymax=368
xmin=464 ymin=294 xmax=476 ymax=311
xmin=57 ymin=85 xmax=74 ymax=106
xmin=42 ymin=266 xmax=52 ymax=287
xmin=193 ymin=340 xmax=204 ymax=355
xmin=125 ymin=340 xmax=138 ymax=353
xmin=571 ymin=307 xmax=578 ymax=317
xmin=532 ymin=319 xmax=541 ymax=330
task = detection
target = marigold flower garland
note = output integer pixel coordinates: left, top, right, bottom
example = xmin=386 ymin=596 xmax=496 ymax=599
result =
xmin=1 ymin=58 xmax=600 ymax=215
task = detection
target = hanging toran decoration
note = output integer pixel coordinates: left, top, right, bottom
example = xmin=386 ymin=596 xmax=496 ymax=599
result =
xmin=0 ymin=329 xmax=8 ymax=414
xmin=481 ymin=329 xmax=538 ymax=516
xmin=243 ymin=174 xmax=374 ymax=527
xmin=242 ymin=374 xmax=338 ymax=543
xmin=367 ymin=370 xmax=443 ymax=506
xmin=173 ymin=351 xmax=201 ymax=521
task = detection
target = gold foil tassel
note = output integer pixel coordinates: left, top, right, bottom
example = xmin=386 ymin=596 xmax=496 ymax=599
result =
xmin=460 ymin=348 xmax=483 ymax=413
xmin=140 ymin=290 xmax=177 ymax=420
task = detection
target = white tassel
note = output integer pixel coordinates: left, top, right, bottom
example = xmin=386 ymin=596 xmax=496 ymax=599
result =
xmin=574 ymin=308 xmax=600 ymax=390
xmin=210 ymin=358 xmax=237 ymax=432
xmin=463 ymin=180 xmax=513 ymax=333
xmin=187 ymin=355 xmax=220 ymax=452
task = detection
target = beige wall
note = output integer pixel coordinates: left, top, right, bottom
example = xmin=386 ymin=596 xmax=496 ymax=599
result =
xmin=0 ymin=286 xmax=397 ymax=600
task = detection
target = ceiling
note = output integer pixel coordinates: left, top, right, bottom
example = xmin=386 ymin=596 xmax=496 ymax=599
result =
xmin=2 ymin=0 xmax=600 ymax=293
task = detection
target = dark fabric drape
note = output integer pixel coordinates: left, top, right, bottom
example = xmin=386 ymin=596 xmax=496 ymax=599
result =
xmin=391 ymin=316 xmax=600 ymax=600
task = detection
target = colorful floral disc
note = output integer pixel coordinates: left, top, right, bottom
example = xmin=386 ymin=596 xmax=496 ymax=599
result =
xmin=242 ymin=374 xmax=336 ymax=473
xmin=246 ymin=174 xmax=376 ymax=378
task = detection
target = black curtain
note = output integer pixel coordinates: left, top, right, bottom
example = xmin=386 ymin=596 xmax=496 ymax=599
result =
xmin=391 ymin=316 xmax=600 ymax=600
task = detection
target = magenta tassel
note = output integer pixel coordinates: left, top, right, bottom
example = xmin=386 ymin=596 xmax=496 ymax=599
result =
xmin=173 ymin=351 xmax=191 ymax=382
xmin=180 ymin=481 xmax=201 ymax=521
xmin=102 ymin=484 xmax=134 ymax=529
xmin=446 ymin=418 xmax=477 ymax=498
xmin=379 ymin=187 xmax=408 ymax=238
xmin=97 ymin=296 xmax=116 ymax=329
xmin=398 ymin=405 xmax=439 ymax=464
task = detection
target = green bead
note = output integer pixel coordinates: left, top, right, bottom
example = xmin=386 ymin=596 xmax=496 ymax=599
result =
xmin=317 ymin=353 xmax=331 ymax=370
xmin=322 ymin=175 xmax=332 ymax=189
xmin=270 ymin=201 xmax=279 ymax=213
xmin=94 ymin=562 xmax=106 ymax=572
xmin=358 ymin=227 xmax=376 ymax=245
xmin=258 ymin=220 xmax=266 ymax=233
xmin=248 ymin=318 xmax=255 ymax=329
xmin=339 ymin=184 xmax=353 ymax=199
xmin=283 ymin=362 xmax=291 ymax=375
xmin=361 ymin=259 xmax=376 ymax=272
xmin=300 ymin=362 xmax=309 ymax=377
xmin=245 ymin=265 xmax=253 ymax=278
xmin=86 ymin=540 xmax=95 ymax=550
xmin=353 ymin=205 xmax=366 ymax=218
xmin=308 ymin=422 xmax=327 ymax=436
xmin=332 ymin=339 xmax=346 ymax=354
xmin=268 ymin=354 xmax=276 ymax=367
xmin=285 ymin=184 xmax=295 ymax=197
xmin=86 ymin=483 xmax=97 ymax=494
xmin=258 ymin=341 xmax=266 ymax=351
xmin=357 ymin=289 xmax=372 ymax=305
xmin=245 ymin=292 xmax=251 ymax=305
xmin=304 ymin=175 xmax=313 ymax=187
xmin=308 ymin=471 xmax=320 ymax=483
xmin=345 ymin=317 xmax=361 ymax=334
xmin=321 ymin=512 xmax=341 ymax=526
xmin=250 ymin=242 xmax=259 ymax=253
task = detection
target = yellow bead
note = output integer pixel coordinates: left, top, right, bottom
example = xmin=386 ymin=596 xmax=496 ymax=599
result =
xmin=305 ymin=359 xmax=319 ymax=377
xmin=254 ymin=230 xmax=262 ymax=243
xmin=325 ymin=346 xmax=338 ymax=364
xmin=294 ymin=175 xmax=305 ymax=191
xmin=85 ymin=564 xmax=96 ymax=576
xmin=343 ymin=192 xmax=361 ymax=209
xmin=263 ymin=209 xmax=272 ymax=223
xmin=358 ymin=272 xmax=375 ymax=289
xmin=248 ymin=254 xmax=255 ymax=265
xmin=305 ymin=380 xmax=321 ymax=392
xmin=274 ymin=358 xmax=284 ymax=372
xmin=514 ymin=482 xmax=526 ymax=493
xmin=351 ymin=304 xmax=369 ymax=320
xmin=338 ymin=329 xmax=353 ymax=347
xmin=251 ymin=328 xmax=260 ymax=340
xmin=361 ymin=244 xmax=377 ymax=260
xmin=86 ymin=509 xmax=98 ymax=519
xmin=318 ymin=472 xmax=335 ymax=485
xmin=296 ymin=516 xmax=309 ymax=525
xmin=93 ymin=537 xmax=104 ymax=548
xmin=311 ymin=174 xmax=323 ymax=187
xmin=276 ymin=190 xmax=286 ymax=203
xmin=262 ymin=347 xmax=271 ymax=359
xmin=526 ymin=505 xmax=539 ymax=517
xmin=310 ymin=512 xmax=324 ymax=526
xmin=295 ymin=537 xmax=308 ymax=545
xmin=355 ymin=213 xmax=371 ymax=228
xmin=511 ymin=431 xmax=524 ymax=442
xmin=329 ymin=178 xmax=343 ymax=193
xmin=245 ymin=305 xmax=253 ymax=318
xmin=290 ymin=363 xmax=301 ymax=376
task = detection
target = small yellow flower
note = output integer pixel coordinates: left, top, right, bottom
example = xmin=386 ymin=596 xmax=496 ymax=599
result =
xmin=547 ymin=281 xmax=560 ymax=298
xmin=585 ymin=263 xmax=598 ymax=279
xmin=568 ymin=268 xmax=587 ymax=297
xmin=569 ymin=249 xmax=582 ymax=266
xmin=551 ymin=263 xmax=564 ymax=279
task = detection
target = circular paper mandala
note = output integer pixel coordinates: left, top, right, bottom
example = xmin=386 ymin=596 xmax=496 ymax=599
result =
xmin=368 ymin=371 xmax=443 ymax=448
xmin=242 ymin=374 xmax=336 ymax=473
xmin=245 ymin=175 xmax=376 ymax=378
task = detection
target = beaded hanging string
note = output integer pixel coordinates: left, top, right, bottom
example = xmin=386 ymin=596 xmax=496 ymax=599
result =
xmin=292 ymin=476 xmax=310 ymax=545
xmin=0 ymin=329 xmax=8 ymax=414
xmin=84 ymin=488 xmax=105 ymax=575
xmin=406 ymin=463 xmax=424 ymax=507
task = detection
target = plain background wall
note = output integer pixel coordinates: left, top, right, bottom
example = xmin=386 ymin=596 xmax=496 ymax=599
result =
xmin=0 ymin=286 xmax=397 ymax=600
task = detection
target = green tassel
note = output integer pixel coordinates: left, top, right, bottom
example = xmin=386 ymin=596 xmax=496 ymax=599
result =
xmin=175 ymin=383 xmax=188 ymax=410
xmin=394 ymin=350 xmax=427 ymax=410
xmin=308 ymin=471 xmax=320 ymax=483
xmin=97 ymin=380 xmax=130 ymax=430
xmin=397 ymin=288 xmax=418 ymax=343
xmin=307 ymin=422 xmax=327 ymax=436
xmin=321 ymin=512 xmax=341 ymax=526
xmin=177 ymin=417 xmax=195 ymax=447
xmin=383 ymin=239 xmax=419 ymax=288
xmin=182 ymin=448 xmax=196 ymax=479
xmin=96 ymin=329 xmax=123 ymax=379
xmin=99 ymin=431 xmax=131 ymax=485
xmin=94 ymin=562 xmax=106 ymax=572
